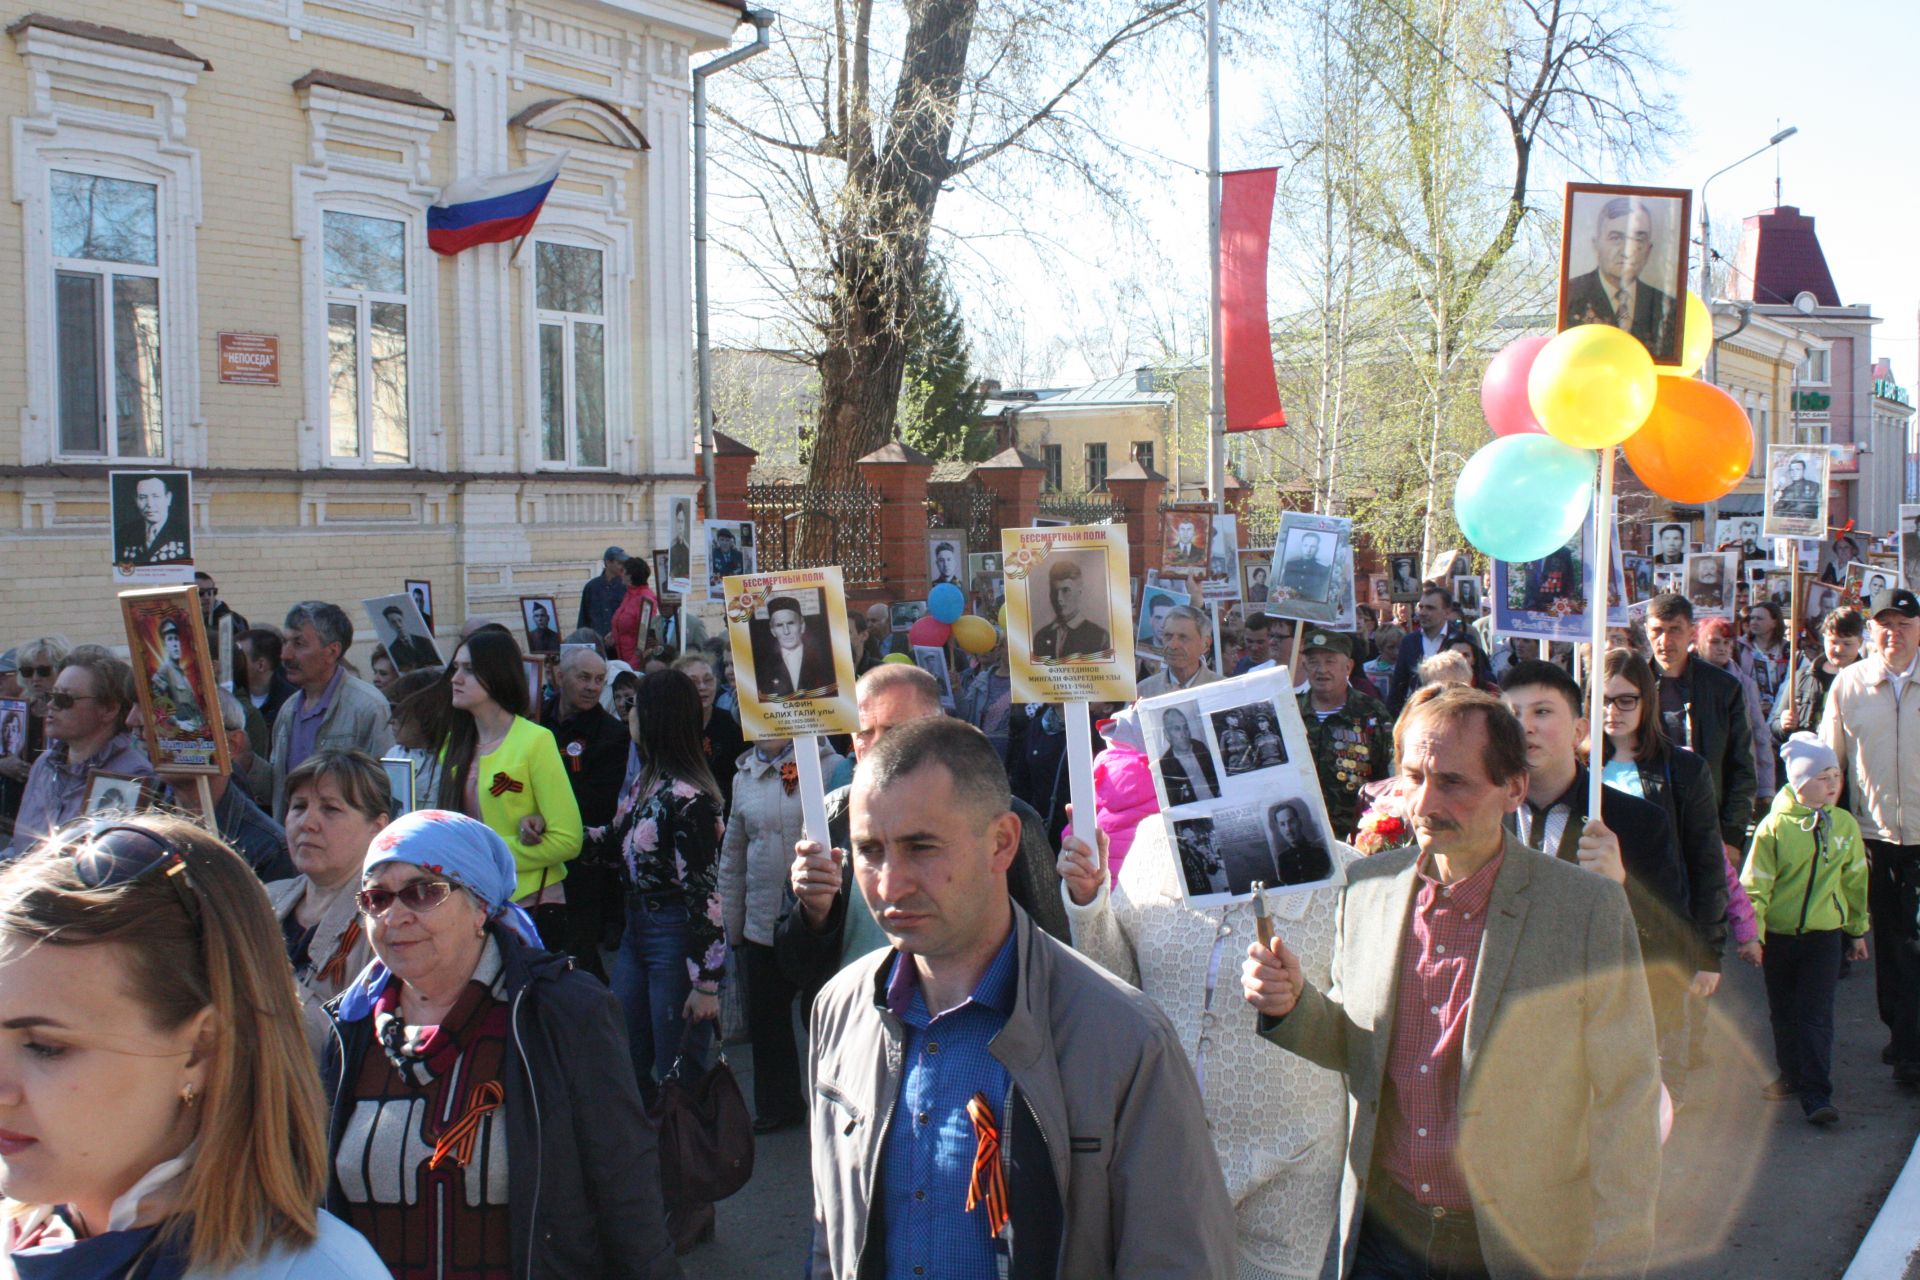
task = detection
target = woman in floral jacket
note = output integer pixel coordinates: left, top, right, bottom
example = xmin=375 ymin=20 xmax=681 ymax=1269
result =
xmin=595 ymin=669 xmax=727 ymax=1098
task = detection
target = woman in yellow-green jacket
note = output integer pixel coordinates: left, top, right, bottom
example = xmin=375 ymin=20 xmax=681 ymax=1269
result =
xmin=435 ymin=627 xmax=583 ymax=946
xmin=1740 ymin=732 xmax=1869 ymax=1126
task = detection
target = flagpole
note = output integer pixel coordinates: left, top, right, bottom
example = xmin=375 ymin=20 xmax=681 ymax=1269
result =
xmin=1205 ymin=0 xmax=1226 ymax=515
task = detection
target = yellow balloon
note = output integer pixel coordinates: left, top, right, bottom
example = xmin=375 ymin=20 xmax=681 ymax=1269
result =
xmin=1660 ymin=291 xmax=1712 ymax=379
xmin=1527 ymin=324 xmax=1658 ymax=449
xmin=952 ymin=615 xmax=998 ymax=655
xmin=997 ymin=602 xmax=1007 ymax=631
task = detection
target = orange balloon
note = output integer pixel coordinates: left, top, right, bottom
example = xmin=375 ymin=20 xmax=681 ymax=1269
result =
xmin=1622 ymin=378 xmax=1753 ymax=503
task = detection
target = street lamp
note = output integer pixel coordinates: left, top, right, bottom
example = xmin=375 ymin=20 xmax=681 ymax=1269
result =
xmin=1697 ymin=125 xmax=1798 ymax=303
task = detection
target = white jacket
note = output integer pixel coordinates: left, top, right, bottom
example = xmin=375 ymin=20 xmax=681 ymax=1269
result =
xmin=1822 ymin=651 xmax=1920 ymax=844
xmin=718 ymin=740 xmax=842 ymax=946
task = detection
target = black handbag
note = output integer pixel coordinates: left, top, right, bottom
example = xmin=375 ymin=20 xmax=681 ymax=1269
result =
xmin=655 ymin=1045 xmax=755 ymax=1204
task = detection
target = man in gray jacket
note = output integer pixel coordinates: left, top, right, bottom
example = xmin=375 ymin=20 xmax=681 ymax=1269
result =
xmin=808 ymin=717 xmax=1235 ymax=1279
xmin=269 ymin=601 xmax=393 ymax=819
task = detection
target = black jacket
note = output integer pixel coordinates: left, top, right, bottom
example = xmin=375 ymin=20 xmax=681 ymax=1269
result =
xmin=1507 ymin=766 xmax=1691 ymax=969
xmin=323 ymin=932 xmax=680 ymax=1280
xmin=1616 ymin=747 xmax=1731 ymax=971
xmin=541 ymin=697 xmax=631 ymax=829
xmin=1386 ymin=623 xmax=1467 ymax=714
xmin=1655 ymin=657 xmax=1759 ymax=848
xmin=773 ymin=784 xmax=1070 ymax=1003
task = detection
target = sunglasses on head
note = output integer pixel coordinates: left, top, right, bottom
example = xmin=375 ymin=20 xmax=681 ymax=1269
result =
xmin=356 ymin=879 xmax=456 ymax=918
xmin=56 ymin=820 xmax=202 ymax=927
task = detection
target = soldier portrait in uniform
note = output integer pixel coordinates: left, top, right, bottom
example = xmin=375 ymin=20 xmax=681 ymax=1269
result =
xmin=110 ymin=470 xmax=194 ymax=579
xmin=1557 ymin=183 xmax=1690 ymax=366
xmin=1764 ymin=445 xmax=1828 ymax=539
xmin=1029 ymin=550 xmax=1113 ymax=662
xmin=967 ymin=553 xmax=1004 ymax=614
xmin=1172 ymin=817 xmax=1227 ymax=897
xmin=1451 ymin=574 xmax=1483 ymax=616
xmin=927 ymin=532 xmax=964 ymax=586
xmin=520 ymin=597 xmax=561 ymax=655
xmin=366 ymin=593 xmax=442 ymax=673
xmin=1276 ymin=528 xmax=1337 ymax=606
xmin=1684 ymin=551 xmax=1737 ymax=618
xmin=149 ymin=617 xmax=207 ymax=735
xmin=1265 ymin=799 xmax=1334 ymax=888
xmin=1163 ymin=511 xmax=1212 ymax=571
xmin=120 ymin=585 xmax=230 ymax=776
xmin=1207 ymin=701 xmax=1286 ymax=778
xmin=667 ymin=496 xmax=694 ymax=588
xmin=1388 ymin=553 xmax=1421 ymax=602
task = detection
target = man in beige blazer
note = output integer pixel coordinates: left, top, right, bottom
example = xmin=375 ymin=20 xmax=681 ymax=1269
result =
xmin=1244 ymin=686 xmax=1660 ymax=1280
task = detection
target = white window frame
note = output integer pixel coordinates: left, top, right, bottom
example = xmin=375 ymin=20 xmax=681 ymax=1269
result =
xmin=319 ymin=206 xmax=417 ymax=467
xmin=532 ymin=238 xmax=611 ymax=470
xmin=1801 ymin=347 xmax=1831 ymax=386
xmin=293 ymin=80 xmax=445 ymax=471
xmin=11 ymin=25 xmax=204 ymax=467
xmin=510 ymin=132 xmax=637 ymax=474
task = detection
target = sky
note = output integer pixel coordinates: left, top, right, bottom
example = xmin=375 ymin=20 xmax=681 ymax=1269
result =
xmin=708 ymin=0 xmax=1919 ymax=393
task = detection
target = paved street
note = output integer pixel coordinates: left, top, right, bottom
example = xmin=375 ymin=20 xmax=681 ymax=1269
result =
xmin=685 ymin=951 xmax=1920 ymax=1279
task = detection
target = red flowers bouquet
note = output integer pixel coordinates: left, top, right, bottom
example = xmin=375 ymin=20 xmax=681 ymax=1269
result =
xmin=1352 ymin=776 xmax=1416 ymax=855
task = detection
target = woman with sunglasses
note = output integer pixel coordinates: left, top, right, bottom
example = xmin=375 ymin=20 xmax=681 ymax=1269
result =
xmin=324 ymin=810 xmax=677 ymax=1278
xmin=432 ymin=630 xmax=582 ymax=945
xmin=594 ymin=669 xmax=725 ymax=1251
xmin=267 ymin=750 xmax=390 ymax=1056
xmin=0 ymin=815 xmax=388 ymax=1276
xmin=1600 ymin=648 xmax=1739 ymax=1088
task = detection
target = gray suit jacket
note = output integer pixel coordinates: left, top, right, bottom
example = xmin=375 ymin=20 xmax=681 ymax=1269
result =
xmin=1261 ymin=836 xmax=1660 ymax=1280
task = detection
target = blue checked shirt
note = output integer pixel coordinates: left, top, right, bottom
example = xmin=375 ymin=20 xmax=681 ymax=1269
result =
xmin=879 ymin=927 xmax=1018 ymax=1280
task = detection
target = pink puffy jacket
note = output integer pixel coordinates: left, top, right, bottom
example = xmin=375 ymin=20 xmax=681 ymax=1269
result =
xmin=1093 ymin=739 xmax=1159 ymax=886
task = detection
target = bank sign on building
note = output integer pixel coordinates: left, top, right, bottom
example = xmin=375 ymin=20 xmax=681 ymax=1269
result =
xmin=0 ymin=0 xmax=744 ymax=645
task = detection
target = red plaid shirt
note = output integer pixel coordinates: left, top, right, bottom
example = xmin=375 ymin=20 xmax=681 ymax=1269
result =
xmin=1377 ymin=850 xmax=1504 ymax=1211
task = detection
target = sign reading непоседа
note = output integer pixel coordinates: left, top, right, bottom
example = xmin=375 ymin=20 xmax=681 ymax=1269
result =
xmin=217 ymin=332 xmax=279 ymax=385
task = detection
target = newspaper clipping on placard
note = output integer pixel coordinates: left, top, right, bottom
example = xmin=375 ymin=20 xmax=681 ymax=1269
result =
xmin=120 ymin=585 xmax=232 ymax=776
xmin=724 ymin=566 xmax=859 ymax=740
xmin=1266 ymin=511 xmax=1356 ymax=628
xmin=1003 ymin=523 xmax=1137 ymax=704
xmin=1491 ymin=522 xmax=1628 ymax=642
xmin=1137 ymin=667 xmax=1342 ymax=908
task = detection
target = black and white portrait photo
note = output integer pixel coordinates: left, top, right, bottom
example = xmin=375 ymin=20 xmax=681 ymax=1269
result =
xmin=84 ymin=771 xmax=148 ymax=816
xmin=927 ymin=531 xmax=964 ymax=587
xmin=1388 ymin=553 xmax=1421 ymax=602
xmin=667 ymin=495 xmax=694 ymax=589
xmin=1765 ymin=445 xmax=1829 ymax=539
xmin=1452 ymin=575 xmax=1483 ymax=616
xmin=749 ymin=588 xmax=839 ymax=702
xmin=1240 ymin=552 xmax=1271 ymax=604
xmin=910 ymin=644 xmax=955 ymax=709
xmin=365 ymin=593 xmax=442 ymax=673
xmin=1173 ymin=817 xmax=1228 ymax=897
xmin=382 ymin=754 xmax=416 ymax=817
xmin=1155 ymin=702 xmax=1219 ymax=805
xmin=0 ymin=699 xmax=25 ymax=761
xmin=705 ymin=520 xmax=756 ymax=599
xmin=967 ymin=553 xmax=1004 ymax=613
xmin=110 ymin=470 xmax=193 ymax=579
xmin=520 ymin=597 xmax=561 ymax=655
xmin=1208 ymin=701 xmax=1288 ymax=777
xmin=1275 ymin=526 xmax=1339 ymax=606
xmin=404 ymin=579 xmax=435 ymax=633
xmin=1858 ymin=566 xmax=1895 ymax=604
xmin=1683 ymin=552 xmax=1737 ymax=618
xmin=1902 ymin=505 xmax=1920 ymax=594
xmin=1028 ymin=549 xmax=1113 ymax=662
xmin=1265 ymin=798 xmax=1334 ymax=887
xmin=1557 ymin=183 xmax=1690 ymax=366
xmin=1651 ymin=522 xmax=1690 ymax=565
xmin=1136 ymin=583 xmax=1190 ymax=653
xmin=1715 ymin=517 xmax=1767 ymax=562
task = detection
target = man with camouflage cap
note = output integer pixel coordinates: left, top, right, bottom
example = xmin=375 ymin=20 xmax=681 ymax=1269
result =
xmin=1296 ymin=629 xmax=1391 ymax=840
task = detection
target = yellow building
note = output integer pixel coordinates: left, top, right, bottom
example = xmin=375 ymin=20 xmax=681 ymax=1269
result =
xmin=0 ymin=0 xmax=746 ymax=657
xmin=985 ymin=369 xmax=1174 ymax=494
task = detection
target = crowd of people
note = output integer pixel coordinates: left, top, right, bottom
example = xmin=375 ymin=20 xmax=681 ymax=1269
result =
xmin=0 ymin=550 xmax=1910 ymax=1279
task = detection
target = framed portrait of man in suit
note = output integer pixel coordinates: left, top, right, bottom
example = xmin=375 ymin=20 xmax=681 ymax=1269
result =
xmin=110 ymin=470 xmax=196 ymax=586
xmin=364 ymin=593 xmax=443 ymax=674
xmin=404 ymin=579 xmax=435 ymax=633
xmin=1556 ymin=183 xmax=1691 ymax=367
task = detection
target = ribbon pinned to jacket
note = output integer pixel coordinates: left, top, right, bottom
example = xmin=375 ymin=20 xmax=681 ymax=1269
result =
xmin=488 ymin=772 xmax=525 ymax=798
xmin=966 ymin=1092 xmax=1010 ymax=1239
xmin=429 ymin=1079 xmax=505 ymax=1170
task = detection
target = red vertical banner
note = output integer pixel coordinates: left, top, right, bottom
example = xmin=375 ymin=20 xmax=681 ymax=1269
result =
xmin=1220 ymin=167 xmax=1287 ymax=432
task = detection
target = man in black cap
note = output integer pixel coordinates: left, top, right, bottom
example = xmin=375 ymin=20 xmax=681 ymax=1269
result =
xmin=1823 ymin=587 xmax=1920 ymax=1084
xmin=1296 ymin=629 xmax=1391 ymax=840
xmin=577 ymin=545 xmax=629 ymax=636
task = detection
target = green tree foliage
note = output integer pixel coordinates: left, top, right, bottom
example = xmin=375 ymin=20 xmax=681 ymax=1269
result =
xmin=898 ymin=273 xmax=993 ymax=461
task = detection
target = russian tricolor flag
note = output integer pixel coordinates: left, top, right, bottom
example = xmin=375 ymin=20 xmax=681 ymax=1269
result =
xmin=427 ymin=152 xmax=568 ymax=256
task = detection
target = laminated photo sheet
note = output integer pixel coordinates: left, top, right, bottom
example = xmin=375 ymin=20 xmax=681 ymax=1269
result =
xmin=1003 ymin=523 xmax=1137 ymax=705
xmin=1491 ymin=521 xmax=1627 ymax=643
xmin=1137 ymin=667 xmax=1342 ymax=908
xmin=723 ymin=566 xmax=859 ymax=740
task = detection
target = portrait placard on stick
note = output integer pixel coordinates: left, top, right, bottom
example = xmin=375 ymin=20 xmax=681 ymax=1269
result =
xmin=1682 ymin=551 xmax=1738 ymax=619
xmin=1555 ymin=182 xmax=1692 ymax=367
xmin=1137 ymin=667 xmax=1341 ymax=907
xmin=404 ymin=579 xmax=435 ymax=633
xmin=1899 ymin=505 xmax=1920 ymax=593
xmin=1002 ymin=523 xmax=1136 ymax=705
xmin=110 ymin=470 xmax=195 ymax=586
xmin=1764 ymin=444 xmax=1830 ymax=540
xmin=364 ymin=593 xmax=443 ymax=673
xmin=1266 ymin=512 xmax=1355 ymax=627
xmin=927 ymin=530 xmax=965 ymax=587
xmin=666 ymin=496 xmax=696 ymax=596
xmin=1387 ymin=553 xmax=1422 ymax=602
xmin=724 ymin=566 xmax=859 ymax=740
xmin=704 ymin=519 xmax=756 ymax=602
xmin=120 ymin=585 xmax=231 ymax=777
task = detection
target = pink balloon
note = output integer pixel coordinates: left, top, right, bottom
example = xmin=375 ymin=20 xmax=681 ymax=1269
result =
xmin=1481 ymin=334 xmax=1551 ymax=437
xmin=908 ymin=615 xmax=952 ymax=648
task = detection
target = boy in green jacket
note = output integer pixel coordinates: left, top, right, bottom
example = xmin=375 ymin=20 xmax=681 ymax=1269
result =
xmin=1740 ymin=732 xmax=1870 ymax=1125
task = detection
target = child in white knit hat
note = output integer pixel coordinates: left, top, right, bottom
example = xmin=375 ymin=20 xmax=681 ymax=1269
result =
xmin=1740 ymin=731 xmax=1870 ymax=1125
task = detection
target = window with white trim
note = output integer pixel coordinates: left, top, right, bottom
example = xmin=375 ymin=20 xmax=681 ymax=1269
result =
xmin=323 ymin=210 xmax=412 ymax=465
xmin=51 ymin=170 xmax=164 ymax=458
xmin=1800 ymin=348 xmax=1830 ymax=385
xmin=535 ymin=241 xmax=609 ymax=468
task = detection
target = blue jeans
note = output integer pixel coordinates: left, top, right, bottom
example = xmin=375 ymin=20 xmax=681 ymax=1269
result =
xmin=610 ymin=900 xmax=695 ymax=1095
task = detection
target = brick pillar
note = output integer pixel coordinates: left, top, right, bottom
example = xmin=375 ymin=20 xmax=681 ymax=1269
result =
xmin=973 ymin=446 xmax=1046 ymax=533
xmin=857 ymin=440 xmax=937 ymax=602
xmin=1104 ymin=460 xmax=1167 ymax=583
xmin=695 ymin=430 xmax=757 ymax=520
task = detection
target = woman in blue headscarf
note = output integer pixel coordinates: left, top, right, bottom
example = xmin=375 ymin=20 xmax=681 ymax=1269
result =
xmin=321 ymin=810 xmax=678 ymax=1279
